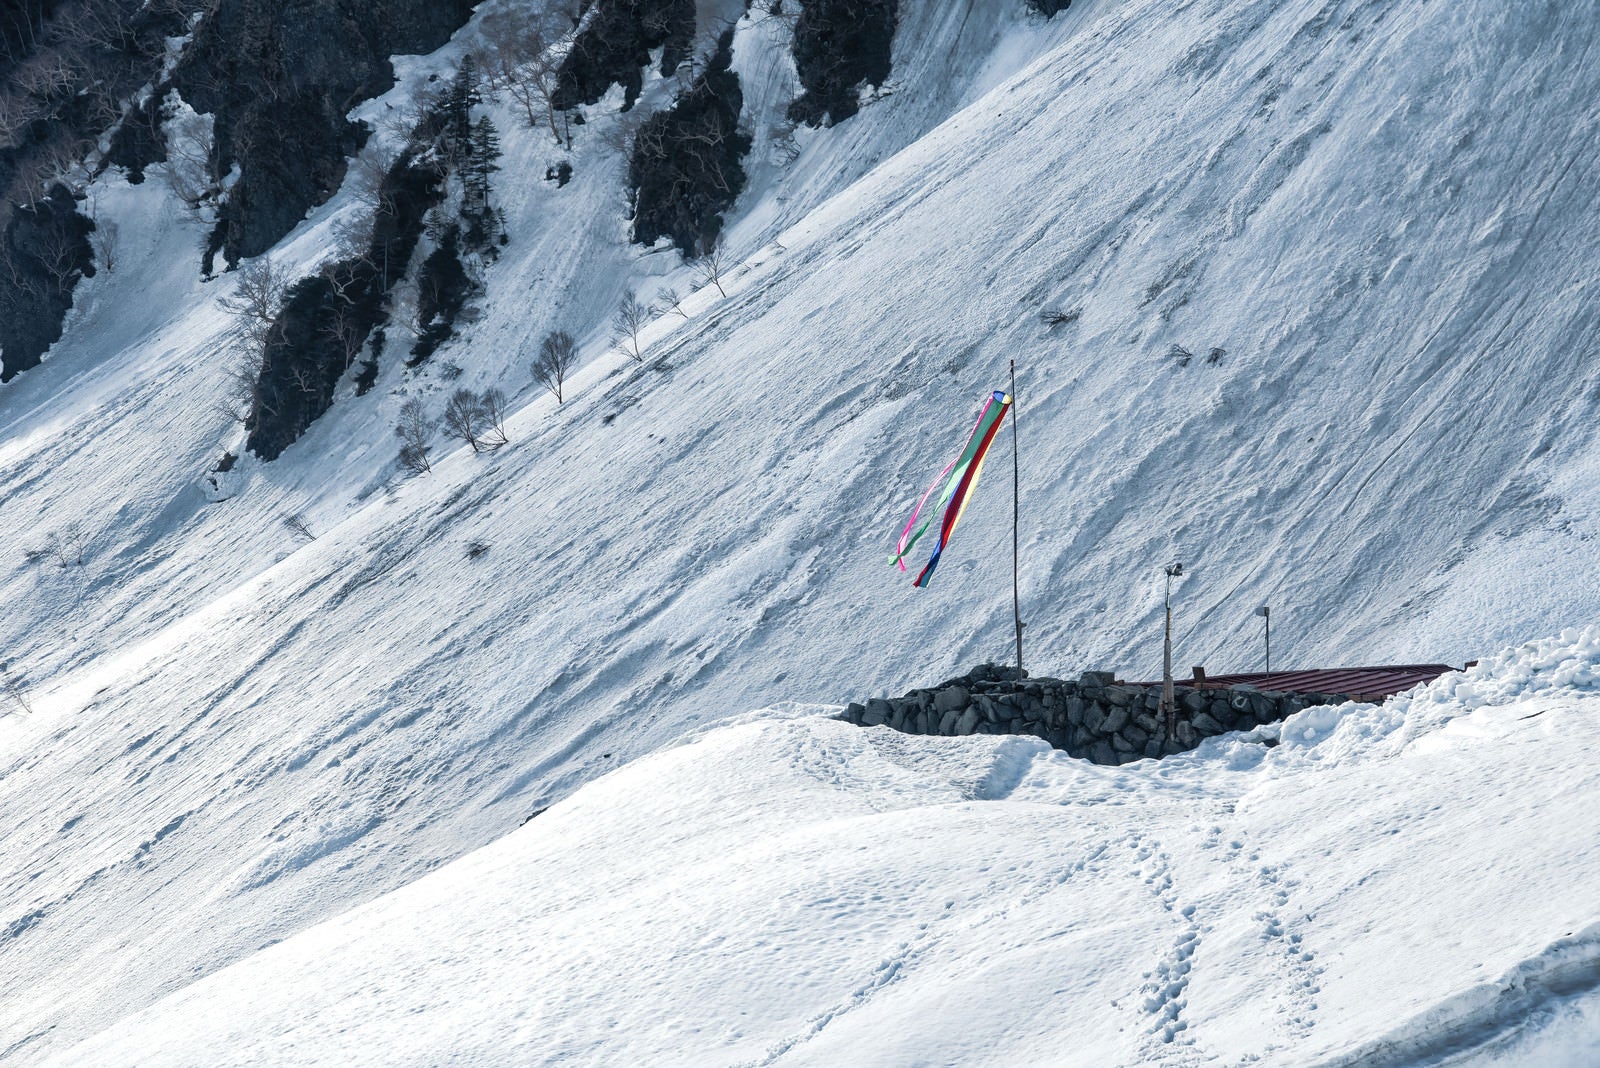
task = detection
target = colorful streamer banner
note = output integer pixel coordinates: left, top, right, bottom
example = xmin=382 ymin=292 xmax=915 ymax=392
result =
xmin=892 ymin=389 xmax=1012 ymax=588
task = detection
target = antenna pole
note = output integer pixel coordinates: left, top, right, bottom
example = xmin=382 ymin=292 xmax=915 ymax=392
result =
xmin=1011 ymin=359 xmax=1023 ymax=679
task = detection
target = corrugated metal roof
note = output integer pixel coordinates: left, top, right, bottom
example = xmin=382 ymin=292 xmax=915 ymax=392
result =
xmin=1163 ymin=665 xmax=1457 ymax=701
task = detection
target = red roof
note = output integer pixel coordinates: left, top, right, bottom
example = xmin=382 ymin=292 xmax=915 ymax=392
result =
xmin=1168 ymin=665 xmax=1457 ymax=701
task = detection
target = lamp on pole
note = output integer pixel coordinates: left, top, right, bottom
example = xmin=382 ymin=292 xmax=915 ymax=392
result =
xmin=1255 ymin=605 xmax=1271 ymax=672
xmin=1161 ymin=563 xmax=1184 ymax=742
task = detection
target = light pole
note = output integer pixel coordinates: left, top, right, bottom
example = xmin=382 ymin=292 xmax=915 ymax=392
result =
xmin=1255 ymin=605 xmax=1271 ymax=672
xmin=1161 ymin=563 xmax=1183 ymax=742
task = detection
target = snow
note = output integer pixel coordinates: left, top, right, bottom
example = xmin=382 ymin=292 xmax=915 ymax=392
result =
xmin=3 ymin=0 xmax=1600 ymax=1060
xmin=42 ymin=632 xmax=1600 ymax=1066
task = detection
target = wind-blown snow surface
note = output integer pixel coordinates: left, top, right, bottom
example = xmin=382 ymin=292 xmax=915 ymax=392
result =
xmin=46 ymin=631 xmax=1600 ymax=1066
xmin=4 ymin=0 xmax=1600 ymax=1059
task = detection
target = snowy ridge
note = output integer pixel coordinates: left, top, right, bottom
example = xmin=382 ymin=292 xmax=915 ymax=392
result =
xmin=4 ymin=0 xmax=1600 ymax=1060
xmin=40 ymin=631 xmax=1600 ymax=1066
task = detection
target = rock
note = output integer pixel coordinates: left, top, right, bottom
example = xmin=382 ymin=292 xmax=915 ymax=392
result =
xmin=1066 ymin=697 xmax=1087 ymax=726
xmin=1111 ymin=733 xmax=1136 ymax=753
xmin=1191 ymin=712 xmax=1225 ymax=735
xmin=1175 ymin=721 xmax=1197 ymax=748
xmin=938 ymin=708 xmax=960 ymax=734
xmin=1102 ymin=704 xmax=1131 ymax=734
xmin=1084 ymin=703 xmax=1108 ymax=733
xmin=1249 ymin=693 xmax=1275 ymax=721
xmin=1144 ymin=690 xmax=1163 ymax=710
xmin=956 ymin=708 xmax=980 ymax=735
xmin=1090 ymin=741 xmax=1118 ymax=766
xmin=1079 ymin=671 xmax=1116 ymax=687
xmin=1104 ymin=686 xmax=1137 ymax=707
xmin=1144 ymin=737 xmax=1165 ymax=759
xmin=1124 ymin=725 xmax=1150 ymax=750
xmin=845 ymin=702 xmax=865 ymax=722
xmin=865 ymin=698 xmax=892 ymax=724
xmin=1181 ymin=690 xmax=1206 ymax=712
xmin=934 ymin=686 xmax=969 ymax=713
xmin=1134 ymin=712 xmax=1162 ymax=733
xmin=978 ymin=696 xmax=1000 ymax=723
xmin=888 ymin=704 xmax=907 ymax=731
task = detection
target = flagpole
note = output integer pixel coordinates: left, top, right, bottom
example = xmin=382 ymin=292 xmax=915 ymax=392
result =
xmin=1011 ymin=359 xmax=1023 ymax=678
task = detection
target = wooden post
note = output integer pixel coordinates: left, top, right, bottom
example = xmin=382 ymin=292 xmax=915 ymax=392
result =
xmin=1161 ymin=564 xmax=1183 ymax=741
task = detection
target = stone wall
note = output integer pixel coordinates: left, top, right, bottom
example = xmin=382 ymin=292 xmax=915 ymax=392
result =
xmin=842 ymin=664 xmax=1355 ymax=765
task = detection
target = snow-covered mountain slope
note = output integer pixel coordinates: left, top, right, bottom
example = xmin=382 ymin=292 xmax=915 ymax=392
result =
xmin=4 ymin=0 xmax=1600 ymax=1059
xmin=44 ymin=630 xmax=1600 ymax=1066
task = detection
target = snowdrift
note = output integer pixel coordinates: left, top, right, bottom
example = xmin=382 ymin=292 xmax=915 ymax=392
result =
xmin=46 ymin=629 xmax=1600 ymax=1065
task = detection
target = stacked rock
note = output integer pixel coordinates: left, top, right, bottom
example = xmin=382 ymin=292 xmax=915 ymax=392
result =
xmin=841 ymin=665 xmax=1350 ymax=765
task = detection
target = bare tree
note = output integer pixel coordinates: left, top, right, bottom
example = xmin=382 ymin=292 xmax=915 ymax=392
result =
xmin=32 ymin=217 xmax=87 ymax=290
xmin=696 ymin=238 xmax=730 ymax=298
xmin=532 ymin=329 xmax=576 ymax=402
xmin=442 ymin=388 xmax=488 ymax=452
xmin=4 ymin=153 xmax=51 ymax=210
xmin=0 ymin=247 xmax=46 ymax=300
xmin=0 ymin=661 xmax=32 ymax=716
xmin=768 ymin=118 xmax=801 ymax=165
xmin=13 ymin=49 xmax=80 ymax=105
xmin=330 ymin=210 xmax=377 ymax=266
xmin=90 ymin=216 xmax=119 ymax=272
xmin=346 ymin=144 xmax=399 ymax=218
xmin=387 ymin=288 xmax=426 ymax=340
xmin=34 ymin=135 xmax=90 ymax=196
xmin=652 ymin=286 xmax=689 ymax=319
xmin=281 ymin=512 xmax=315 ymax=542
xmin=26 ymin=526 xmax=88 ymax=568
xmin=214 ymin=261 xmax=288 ymax=425
xmin=0 ymin=91 xmax=44 ymax=147
xmin=474 ymin=7 xmax=568 ymax=145
xmin=479 ymin=387 xmax=509 ymax=448
xmin=221 ymin=261 xmax=289 ymax=337
xmin=611 ymin=291 xmax=648 ymax=363
xmin=217 ymin=349 xmax=265 ymax=427
xmin=161 ymin=92 xmax=217 ymax=211
xmin=395 ymin=397 xmax=433 ymax=474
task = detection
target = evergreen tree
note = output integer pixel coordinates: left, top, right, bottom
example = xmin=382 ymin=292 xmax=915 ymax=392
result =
xmin=441 ymin=56 xmax=481 ymax=171
xmin=465 ymin=116 xmax=502 ymax=211
xmin=463 ymin=116 xmax=503 ymax=249
xmin=788 ymin=0 xmax=899 ymax=127
xmin=626 ymin=31 xmax=751 ymax=256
